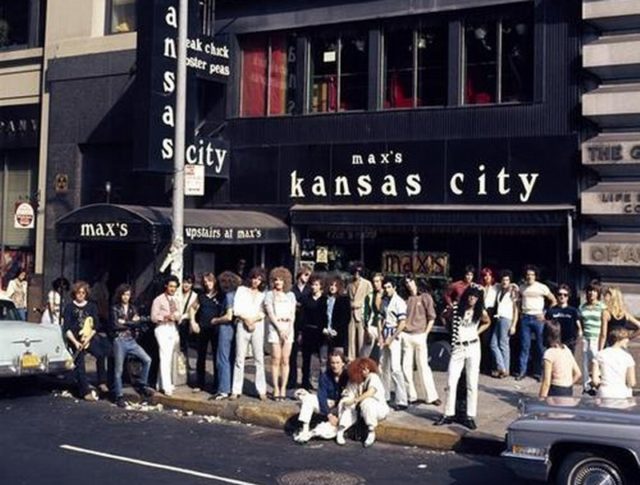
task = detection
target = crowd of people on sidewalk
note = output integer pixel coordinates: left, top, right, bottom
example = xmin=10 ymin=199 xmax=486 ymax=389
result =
xmin=32 ymin=260 xmax=639 ymax=448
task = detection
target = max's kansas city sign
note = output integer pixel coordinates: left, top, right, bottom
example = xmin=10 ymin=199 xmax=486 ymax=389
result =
xmin=135 ymin=0 xmax=229 ymax=177
xmin=278 ymin=136 xmax=576 ymax=205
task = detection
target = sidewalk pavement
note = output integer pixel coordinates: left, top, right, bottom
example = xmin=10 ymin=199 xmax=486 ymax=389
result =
xmin=121 ymin=354 xmax=544 ymax=453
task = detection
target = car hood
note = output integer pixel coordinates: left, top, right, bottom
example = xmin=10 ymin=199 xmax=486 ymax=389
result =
xmin=512 ymin=397 xmax=640 ymax=428
xmin=0 ymin=320 xmax=62 ymax=337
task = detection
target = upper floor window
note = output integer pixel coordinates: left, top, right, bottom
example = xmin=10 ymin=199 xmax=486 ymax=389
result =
xmin=463 ymin=13 xmax=533 ymax=105
xmin=239 ymin=33 xmax=298 ymax=117
xmin=384 ymin=22 xmax=447 ymax=109
xmin=0 ymin=0 xmax=30 ymax=49
xmin=108 ymin=0 xmax=137 ymax=34
xmin=309 ymin=29 xmax=368 ymax=113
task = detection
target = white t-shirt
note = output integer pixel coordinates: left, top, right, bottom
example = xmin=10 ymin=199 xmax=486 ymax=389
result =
xmin=520 ymin=281 xmax=551 ymax=315
xmin=483 ymin=284 xmax=498 ymax=310
xmin=596 ymin=347 xmax=635 ymax=399
xmin=495 ymin=286 xmax=517 ymax=320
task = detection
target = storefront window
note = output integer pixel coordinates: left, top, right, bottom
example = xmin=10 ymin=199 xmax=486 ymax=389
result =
xmin=239 ymin=33 xmax=298 ymax=117
xmin=108 ymin=0 xmax=137 ymax=35
xmin=384 ymin=23 xmax=447 ymax=109
xmin=309 ymin=29 xmax=368 ymax=113
xmin=464 ymin=13 xmax=533 ymax=105
xmin=0 ymin=0 xmax=29 ymax=49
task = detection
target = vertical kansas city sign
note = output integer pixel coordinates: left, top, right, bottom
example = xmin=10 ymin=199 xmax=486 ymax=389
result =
xmin=135 ymin=0 xmax=230 ymax=178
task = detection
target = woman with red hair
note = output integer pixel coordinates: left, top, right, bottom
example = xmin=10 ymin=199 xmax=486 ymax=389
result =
xmin=336 ymin=357 xmax=389 ymax=448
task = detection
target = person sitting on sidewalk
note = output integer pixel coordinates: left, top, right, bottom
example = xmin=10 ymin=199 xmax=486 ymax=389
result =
xmin=592 ymin=328 xmax=636 ymax=399
xmin=293 ymin=349 xmax=348 ymax=444
xmin=109 ymin=284 xmax=155 ymax=408
xmin=538 ymin=320 xmax=581 ymax=398
xmin=231 ymin=267 xmax=267 ymax=401
xmin=336 ymin=357 xmax=389 ymax=448
xmin=434 ymin=286 xmax=491 ymax=430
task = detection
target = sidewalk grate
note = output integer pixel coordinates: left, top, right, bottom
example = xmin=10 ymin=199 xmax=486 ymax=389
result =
xmin=277 ymin=470 xmax=364 ymax=485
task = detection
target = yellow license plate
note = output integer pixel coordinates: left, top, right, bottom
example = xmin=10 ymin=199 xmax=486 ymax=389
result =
xmin=21 ymin=353 xmax=41 ymax=368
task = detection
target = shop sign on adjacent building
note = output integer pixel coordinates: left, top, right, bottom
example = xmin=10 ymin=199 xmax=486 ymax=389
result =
xmin=582 ymin=140 xmax=640 ymax=166
xmin=382 ymin=251 xmax=449 ymax=277
xmin=582 ymin=186 xmax=640 ymax=215
xmin=135 ymin=0 xmax=230 ymax=177
xmin=14 ymin=202 xmax=35 ymax=229
xmin=0 ymin=105 xmax=39 ymax=149
xmin=582 ymin=243 xmax=640 ymax=267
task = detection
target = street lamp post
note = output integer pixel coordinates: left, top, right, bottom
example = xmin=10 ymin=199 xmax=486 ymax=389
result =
xmin=170 ymin=0 xmax=189 ymax=282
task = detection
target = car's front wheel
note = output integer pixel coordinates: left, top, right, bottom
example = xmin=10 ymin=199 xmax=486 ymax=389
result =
xmin=556 ymin=451 xmax=627 ymax=485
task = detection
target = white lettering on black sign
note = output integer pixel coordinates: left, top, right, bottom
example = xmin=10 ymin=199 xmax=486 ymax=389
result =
xmin=185 ymin=227 xmax=263 ymax=241
xmin=80 ymin=223 xmax=129 ymax=238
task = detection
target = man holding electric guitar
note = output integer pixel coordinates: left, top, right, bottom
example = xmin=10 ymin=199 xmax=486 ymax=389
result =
xmin=62 ymin=281 xmax=111 ymax=401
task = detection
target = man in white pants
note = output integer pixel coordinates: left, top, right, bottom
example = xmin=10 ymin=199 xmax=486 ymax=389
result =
xmin=378 ymin=278 xmax=408 ymax=410
xmin=294 ymin=350 xmax=348 ymax=443
xmin=402 ymin=275 xmax=441 ymax=406
xmin=435 ymin=287 xmax=491 ymax=430
xmin=231 ymin=267 xmax=267 ymax=400
xmin=151 ymin=275 xmax=182 ymax=396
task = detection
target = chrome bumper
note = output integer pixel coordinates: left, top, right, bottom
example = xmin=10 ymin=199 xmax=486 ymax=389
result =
xmin=0 ymin=359 xmax=72 ymax=377
xmin=501 ymin=451 xmax=550 ymax=482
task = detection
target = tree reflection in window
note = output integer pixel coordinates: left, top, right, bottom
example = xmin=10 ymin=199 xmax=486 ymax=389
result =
xmin=464 ymin=13 xmax=532 ymax=105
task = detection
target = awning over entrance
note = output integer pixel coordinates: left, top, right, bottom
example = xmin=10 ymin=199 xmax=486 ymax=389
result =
xmin=55 ymin=204 xmax=289 ymax=245
xmin=290 ymin=204 xmax=575 ymax=227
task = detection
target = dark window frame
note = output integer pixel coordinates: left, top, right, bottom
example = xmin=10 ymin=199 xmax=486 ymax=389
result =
xmin=105 ymin=0 xmax=137 ymax=36
xmin=0 ymin=0 xmax=45 ymax=51
xmin=460 ymin=4 xmax=535 ymax=106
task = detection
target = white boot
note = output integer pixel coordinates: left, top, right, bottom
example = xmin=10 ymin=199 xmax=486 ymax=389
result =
xmin=336 ymin=429 xmax=346 ymax=445
xmin=364 ymin=428 xmax=376 ymax=448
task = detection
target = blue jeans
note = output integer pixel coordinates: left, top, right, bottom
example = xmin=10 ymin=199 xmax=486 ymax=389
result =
xmin=518 ymin=314 xmax=545 ymax=377
xmin=113 ymin=336 xmax=152 ymax=398
xmin=16 ymin=308 xmax=27 ymax=321
xmin=490 ymin=317 xmax=511 ymax=373
xmin=216 ymin=323 xmax=235 ymax=394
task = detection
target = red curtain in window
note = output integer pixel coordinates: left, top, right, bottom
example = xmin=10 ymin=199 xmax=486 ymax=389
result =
xmin=269 ymin=34 xmax=287 ymax=115
xmin=240 ymin=35 xmax=268 ymax=116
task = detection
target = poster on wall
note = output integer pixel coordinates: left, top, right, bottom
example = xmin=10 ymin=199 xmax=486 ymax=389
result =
xmin=14 ymin=202 xmax=35 ymax=229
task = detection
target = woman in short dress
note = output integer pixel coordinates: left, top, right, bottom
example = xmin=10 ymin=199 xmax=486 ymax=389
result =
xmin=264 ymin=267 xmax=297 ymax=401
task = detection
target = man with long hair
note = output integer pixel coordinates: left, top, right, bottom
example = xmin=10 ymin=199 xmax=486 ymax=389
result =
xmin=435 ymin=286 xmax=491 ymax=430
xmin=231 ymin=267 xmax=267 ymax=400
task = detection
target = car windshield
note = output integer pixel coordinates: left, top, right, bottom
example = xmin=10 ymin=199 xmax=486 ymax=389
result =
xmin=0 ymin=300 xmax=21 ymax=321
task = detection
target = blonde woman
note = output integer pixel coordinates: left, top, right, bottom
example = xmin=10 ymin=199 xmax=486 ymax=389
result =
xmin=599 ymin=287 xmax=640 ymax=351
xmin=264 ymin=267 xmax=296 ymax=401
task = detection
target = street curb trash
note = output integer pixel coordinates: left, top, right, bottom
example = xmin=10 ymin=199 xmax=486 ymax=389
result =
xmin=121 ymin=390 xmax=500 ymax=452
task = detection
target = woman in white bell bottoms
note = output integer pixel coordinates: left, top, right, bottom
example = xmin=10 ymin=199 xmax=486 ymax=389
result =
xmin=337 ymin=357 xmax=389 ymax=448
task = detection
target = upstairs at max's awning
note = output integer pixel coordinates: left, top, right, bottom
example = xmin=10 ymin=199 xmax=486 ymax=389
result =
xmin=55 ymin=204 xmax=289 ymax=245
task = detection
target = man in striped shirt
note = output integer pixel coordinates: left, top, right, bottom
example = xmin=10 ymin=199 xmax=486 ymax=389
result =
xmin=579 ymin=283 xmax=606 ymax=394
xmin=379 ymin=278 xmax=408 ymax=410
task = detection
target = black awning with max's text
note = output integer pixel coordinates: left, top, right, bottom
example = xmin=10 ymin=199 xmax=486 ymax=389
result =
xmin=55 ymin=204 xmax=289 ymax=245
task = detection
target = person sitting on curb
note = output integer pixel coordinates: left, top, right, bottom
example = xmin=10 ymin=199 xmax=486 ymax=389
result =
xmin=336 ymin=357 xmax=389 ymax=448
xmin=293 ymin=349 xmax=348 ymax=444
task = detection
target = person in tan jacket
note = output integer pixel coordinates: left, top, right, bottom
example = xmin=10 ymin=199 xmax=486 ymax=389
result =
xmin=346 ymin=262 xmax=373 ymax=361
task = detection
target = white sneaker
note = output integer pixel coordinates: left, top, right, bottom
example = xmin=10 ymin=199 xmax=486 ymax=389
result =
xmin=294 ymin=430 xmax=312 ymax=443
xmin=364 ymin=430 xmax=376 ymax=448
xmin=336 ymin=430 xmax=346 ymax=446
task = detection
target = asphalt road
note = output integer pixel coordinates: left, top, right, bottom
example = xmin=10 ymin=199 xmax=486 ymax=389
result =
xmin=0 ymin=378 xmax=529 ymax=485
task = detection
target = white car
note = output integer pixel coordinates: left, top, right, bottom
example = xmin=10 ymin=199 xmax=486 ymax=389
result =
xmin=0 ymin=296 xmax=74 ymax=377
